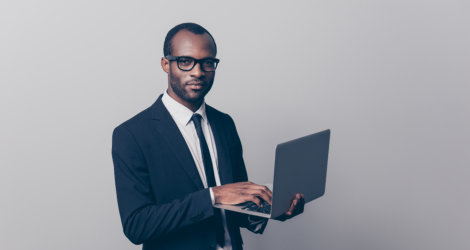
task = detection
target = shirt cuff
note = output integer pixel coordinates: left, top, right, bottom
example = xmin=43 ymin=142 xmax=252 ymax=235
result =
xmin=247 ymin=215 xmax=268 ymax=233
xmin=209 ymin=187 xmax=215 ymax=205
xmin=248 ymin=215 xmax=267 ymax=223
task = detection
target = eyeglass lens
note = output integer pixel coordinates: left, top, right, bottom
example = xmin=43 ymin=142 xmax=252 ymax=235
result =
xmin=177 ymin=57 xmax=217 ymax=71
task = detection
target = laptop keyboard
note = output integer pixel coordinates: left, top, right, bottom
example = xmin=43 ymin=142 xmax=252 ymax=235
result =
xmin=239 ymin=200 xmax=271 ymax=214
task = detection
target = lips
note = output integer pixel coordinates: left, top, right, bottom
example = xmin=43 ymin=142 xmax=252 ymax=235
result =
xmin=187 ymin=80 xmax=204 ymax=85
xmin=187 ymin=81 xmax=206 ymax=90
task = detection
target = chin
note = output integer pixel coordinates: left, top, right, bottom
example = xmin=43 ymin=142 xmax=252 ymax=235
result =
xmin=182 ymin=94 xmax=204 ymax=104
xmin=188 ymin=91 xmax=207 ymax=100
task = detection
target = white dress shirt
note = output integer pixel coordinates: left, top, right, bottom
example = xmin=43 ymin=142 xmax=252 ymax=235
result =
xmin=161 ymin=91 xmax=232 ymax=250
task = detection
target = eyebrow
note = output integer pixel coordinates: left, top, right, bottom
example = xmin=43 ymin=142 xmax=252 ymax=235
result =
xmin=177 ymin=56 xmax=217 ymax=59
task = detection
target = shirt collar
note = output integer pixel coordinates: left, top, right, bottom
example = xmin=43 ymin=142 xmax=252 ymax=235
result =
xmin=162 ymin=90 xmax=208 ymax=127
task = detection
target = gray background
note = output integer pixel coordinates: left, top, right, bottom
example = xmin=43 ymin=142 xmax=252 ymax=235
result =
xmin=1 ymin=0 xmax=469 ymax=249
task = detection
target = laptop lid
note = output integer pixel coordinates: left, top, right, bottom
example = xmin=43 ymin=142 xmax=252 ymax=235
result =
xmin=270 ymin=129 xmax=330 ymax=218
xmin=213 ymin=129 xmax=330 ymax=219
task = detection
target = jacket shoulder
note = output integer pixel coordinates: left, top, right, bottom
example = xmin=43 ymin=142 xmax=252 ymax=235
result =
xmin=206 ymin=104 xmax=233 ymax=123
xmin=113 ymin=104 xmax=153 ymax=136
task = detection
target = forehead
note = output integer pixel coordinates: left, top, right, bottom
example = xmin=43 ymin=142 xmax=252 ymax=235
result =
xmin=171 ymin=30 xmax=216 ymax=58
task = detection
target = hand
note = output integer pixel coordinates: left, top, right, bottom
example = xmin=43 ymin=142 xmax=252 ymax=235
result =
xmin=212 ymin=181 xmax=272 ymax=207
xmin=275 ymin=193 xmax=305 ymax=221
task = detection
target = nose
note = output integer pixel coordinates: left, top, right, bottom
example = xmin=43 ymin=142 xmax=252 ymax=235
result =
xmin=190 ymin=61 xmax=204 ymax=78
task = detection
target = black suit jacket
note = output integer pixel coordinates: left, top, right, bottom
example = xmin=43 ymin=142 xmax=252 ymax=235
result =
xmin=112 ymin=95 xmax=265 ymax=250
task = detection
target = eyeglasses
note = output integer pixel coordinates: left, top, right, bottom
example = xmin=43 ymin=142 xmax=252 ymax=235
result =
xmin=165 ymin=56 xmax=220 ymax=72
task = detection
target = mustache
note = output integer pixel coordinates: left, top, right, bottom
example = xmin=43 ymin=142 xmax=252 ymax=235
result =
xmin=186 ymin=79 xmax=207 ymax=85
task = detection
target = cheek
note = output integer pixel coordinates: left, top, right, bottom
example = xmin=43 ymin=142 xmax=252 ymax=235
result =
xmin=169 ymin=68 xmax=184 ymax=84
xmin=206 ymin=74 xmax=216 ymax=84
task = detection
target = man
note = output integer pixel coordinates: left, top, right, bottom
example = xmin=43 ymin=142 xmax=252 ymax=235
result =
xmin=112 ymin=23 xmax=304 ymax=250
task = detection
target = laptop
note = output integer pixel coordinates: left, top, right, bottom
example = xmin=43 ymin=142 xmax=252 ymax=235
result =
xmin=214 ymin=129 xmax=331 ymax=219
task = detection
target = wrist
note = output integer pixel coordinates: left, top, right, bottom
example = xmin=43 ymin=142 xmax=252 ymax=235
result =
xmin=212 ymin=186 xmax=220 ymax=204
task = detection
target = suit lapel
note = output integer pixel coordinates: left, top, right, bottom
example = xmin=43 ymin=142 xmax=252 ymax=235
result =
xmin=150 ymin=95 xmax=204 ymax=190
xmin=206 ymin=106 xmax=233 ymax=185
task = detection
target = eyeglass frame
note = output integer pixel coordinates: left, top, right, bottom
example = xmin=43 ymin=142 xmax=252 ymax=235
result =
xmin=165 ymin=55 xmax=220 ymax=72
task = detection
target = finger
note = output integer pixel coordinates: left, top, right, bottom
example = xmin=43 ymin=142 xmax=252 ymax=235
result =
xmin=244 ymin=181 xmax=255 ymax=186
xmin=248 ymin=195 xmax=262 ymax=207
xmin=266 ymin=188 xmax=273 ymax=203
xmin=251 ymin=187 xmax=272 ymax=203
xmin=294 ymin=194 xmax=302 ymax=205
xmin=239 ymin=192 xmax=258 ymax=205
xmin=292 ymin=194 xmax=300 ymax=205
xmin=244 ymin=182 xmax=272 ymax=194
xmin=245 ymin=188 xmax=272 ymax=205
xmin=294 ymin=196 xmax=305 ymax=214
xmin=241 ymin=182 xmax=273 ymax=204
xmin=258 ymin=189 xmax=272 ymax=205
xmin=244 ymin=182 xmax=270 ymax=192
xmin=293 ymin=199 xmax=301 ymax=213
xmin=285 ymin=197 xmax=297 ymax=216
xmin=259 ymin=185 xmax=273 ymax=203
xmin=285 ymin=206 xmax=293 ymax=216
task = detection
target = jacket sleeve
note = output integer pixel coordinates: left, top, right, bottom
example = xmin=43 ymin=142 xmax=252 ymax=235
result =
xmin=111 ymin=124 xmax=214 ymax=245
xmin=226 ymin=115 xmax=269 ymax=234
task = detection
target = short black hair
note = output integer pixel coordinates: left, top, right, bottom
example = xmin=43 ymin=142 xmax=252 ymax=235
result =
xmin=163 ymin=22 xmax=217 ymax=57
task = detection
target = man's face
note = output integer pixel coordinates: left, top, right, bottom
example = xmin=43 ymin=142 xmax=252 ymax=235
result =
xmin=162 ymin=30 xmax=216 ymax=110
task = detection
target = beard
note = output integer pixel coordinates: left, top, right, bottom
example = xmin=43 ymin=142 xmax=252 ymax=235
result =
xmin=169 ymin=69 xmax=213 ymax=105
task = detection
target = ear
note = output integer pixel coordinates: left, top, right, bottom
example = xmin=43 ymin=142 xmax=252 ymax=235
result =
xmin=161 ymin=57 xmax=170 ymax=73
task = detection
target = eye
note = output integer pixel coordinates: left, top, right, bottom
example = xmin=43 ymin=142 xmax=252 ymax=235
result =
xmin=202 ymin=60 xmax=216 ymax=68
xmin=178 ymin=57 xmax=194 ymax=66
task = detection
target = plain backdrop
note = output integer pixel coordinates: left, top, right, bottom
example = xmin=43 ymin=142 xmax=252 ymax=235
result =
xmin=1 ymin=1 xmax=469 ymax=250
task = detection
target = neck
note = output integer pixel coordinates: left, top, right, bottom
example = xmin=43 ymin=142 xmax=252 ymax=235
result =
xmin=166 ymin=90 xmax=203 ymax=112
xmin=184 ymin=101 xmax=203 ymax=113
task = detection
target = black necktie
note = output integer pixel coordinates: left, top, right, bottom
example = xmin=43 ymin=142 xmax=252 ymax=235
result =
xmin=191 ymin=113 xmax=225 ymax=247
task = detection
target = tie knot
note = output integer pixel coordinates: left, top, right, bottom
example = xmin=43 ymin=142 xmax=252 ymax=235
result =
xmin=191 ymin=113 xmax=202 ymax=123
xmin=191 ymin=113 xmax=203 ymax=128
xmin=191 ymin=113 xmax=202 ymax=120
